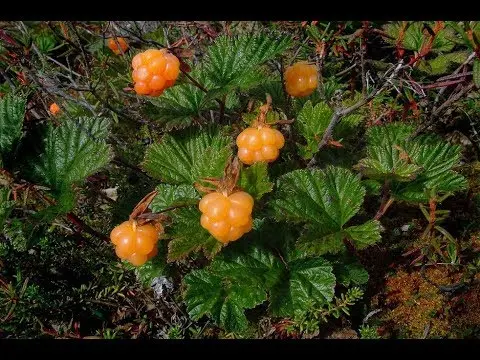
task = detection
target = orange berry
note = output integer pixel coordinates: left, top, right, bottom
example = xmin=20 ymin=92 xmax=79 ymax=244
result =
xmin=200 ymin=213 xmax=211 ymax=230
xmin=228 ymin=192 xmax=254 ymax=213
xmin=131 ymin=49 xmax=180 ymax=97
xmin=107 ymin=37 xmax=129 ymax=55
xmin=245 ymin=129 xmax=262 ymax=151
xmin=284 ymin=61 xmax=318 ymax=98
xmin=137 ymin=223 xmax=159 ymax=243
xmin=273 ymin=129 xmax=285 ymax=149
xmin=199 ymin=192 xmax=226 ymax=213
xmin=164 ymin=53 xmax=180 ymax=80
xmin=237 ymin=147 xmax=255 ymax=165
xmin=116 ymin=236 xmax=136 ymax=256
xmin=134 ymin=82 xmax=150 ymax=95
xmin=226 ymin=226 xmax=245 ymax=242
xmin=133 ymin=66 xmax=150 ymax=82
xmin=259 ymin=127 xmax=278 ymax=146
xmin=149 ymin=75 xmax=166 ymax=91
xmin=110 ymin=220 xmax=135 ymax=246
xmin=148 ymin=56 xmax=167 ymax=74
xmin=49 ymin=103 xmax=60 ymax=116
xmin=209 ymin=220 xmax=231 ymax=239
xmin=253 ymin=150 xmax=264 ymax=162
xmin=128 ymin=252 xmax=148 ymax=267
xmin=136 ymin=235 xmax=155 ymax=255
xmin=115 ymin=245 xmax=131 ymax=260
xmin=228 ymin=205 xmax=250 ymax=227
xmin=204 ymin=196 xmax=230 ymax=221
xmin=131 ymin=53 xmax=144 ymax=69
xmin=261 ymin=145 xmax=279 ymax=162
xmin=241 ymin=217 xmax=253 ymax=233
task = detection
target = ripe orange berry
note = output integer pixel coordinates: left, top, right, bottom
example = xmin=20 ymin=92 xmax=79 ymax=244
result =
xmin=198 ymin=191 xmax=254 ymax=243
xmin=49 ymin=103 xmax=60 ymax=116
xmin=110 ymin=220 xmax=161 ymax=266
xmin=131 ymin=49 xmax=180 ymax=97
xmin=236 ymin=126 xmax=285 ymax=165
xmin=107 ymin=37 xmax=129 ymax=55
xmin=284 ymin=61 xmax=318 ymax=98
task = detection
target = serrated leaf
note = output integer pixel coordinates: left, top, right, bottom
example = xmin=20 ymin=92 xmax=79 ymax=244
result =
xmin=272 ymin=166 xmax=377 ymax=255
xmin=150 ymin=184 xmax=199 ymax=212
xmin=148 ymin=69 xmax=213 ymax=130
xmin=269 ymin=257 xmax=336 ymax=317
xmin=344 ymin=220 xmax=382 ymax=249
xmin=332 ymin=257 xmax=369 ymax=287
xmin=204 ymin=33 xmax=292 ymax=91
xmin=142 ymin=126 xmax=232 ymax=184
xmin=239 ymin=162 xmax=273 ymax=200
xmin=210 ymin=241 xmax=283 ymax=288
xmin=34 ymin=117 xmax=113 ymax=193
xmin=184 ymin=269 xmax=266 ymax=333
xmin=356 ymin=124 xmax=422 ymax=182
xmin=167 ymin=207 xmax=223 ymax=262
xmin=393 ymin=134 xmax=467 ymax=202
xmin=474 ymin=58 xmax=480 ymax=89
xmin=0 ymin=94 xmax=26 ymax=155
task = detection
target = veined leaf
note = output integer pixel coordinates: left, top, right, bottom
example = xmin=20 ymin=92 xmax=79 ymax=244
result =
xmin=204 ymin=33 xmax=292 ymax=93
xmin=167 ymin=207 xmax=223 ymax=262
xmin=344 ymin=220 xmax=382 ymax=249
xmin=34 ymin=117 xmax=113 ymax=193
xmin=332 ymin=255 xmax=369 ymax=287
xmin=239 ymin=162 xmax=273 ymax=200
xmin=148 ymin=69 xmax=214 ymax=130
xmin=0 ymin=94 xmax=26 ymax=155
xmin=150 ymin=184 xmax=199 ymax=212
xmin=142 ymin=126 xmax=232 ymax=184
xmin=356 ymin=123 xmax=422 ymax=182
xmin=184 ymin=268 xmax=266 ymax=333
xmin=393 ymin=134 xmax=467 ymax=202
xmin=295 ymin=101 xmax=364 ymax=160
xmin=269 ymin=257 xmax=336 ymax=317
xmin=272 ymin=166 xmax=380 ymax=255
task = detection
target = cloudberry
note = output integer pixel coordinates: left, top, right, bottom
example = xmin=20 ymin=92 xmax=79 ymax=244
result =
xmin=131 ymin=48 xmax=180 ymax=97
xmin=110 ymin=220 xmax=160 ymax=266
xmin=107 ymin=37 xmax=129 ymax=55
xmin=284 ymin=61 xmax=318 ymax=98
xmin=199 ymin=191 xmax=254 ymax=243
xmin=49 ymin=103 xmax=60 ymax=116
xmin=236 ymin=126 xmax=285 ymax=165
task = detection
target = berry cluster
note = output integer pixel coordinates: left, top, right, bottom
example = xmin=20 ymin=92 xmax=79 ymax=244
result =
xmin=199 ymin=191 xmax=254 ymax=243
xmin=110 ymin=220 xmax=160 ymax=266
xmin=131 ymin=49 xmax=180 ymax=96
xmin=236 ymin=126 xmax=285 ymax=165
xmin=107 ymin=37 xmax=129 ymax=55
xmin=284 ymin=61 xmax=318 ymax=98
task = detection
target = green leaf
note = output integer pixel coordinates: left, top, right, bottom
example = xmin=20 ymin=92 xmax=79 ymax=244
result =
xmin=184 ymin=268 xmax=266 ymax=333
xmin=393 ymin=134 xmax=467 ymax=202
xmin=0 ymin=94 xmax=26 ymax=155
xmin=474 ymin=58 xmax=480 ymax=89
xmin=239 ymin=162 xmax=273 ymax=200
xmin=148 ymin=69 xmax=213 ymax=130
xmin=332 ymin=257 xmax=369 ymax=287
xmin=355 ymin=123 xmax=422 ymax=182
xmin=344 ymin=220 xmax=382 ymax=249
xmin=150 ymin=184 xmax=199 ymax=212
xmin=269 ymin=257 xmax=336 ymax=317
xmin=272 ymin=166 xmax=377 ymax=255
xmin=210 ymin=241 xmax=283 ymax=288
xmin=295 ymin=101 xmax=332 ymax=160
xmin=204 ymin=33 xmax=292 ymax=92
xmin=142 ymin=126 xmax=232 ymax=184
xmin=34 ymin=117 xmax=113 ymax=193
xmin=167 ymin=207 xmax=223 ymax=262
